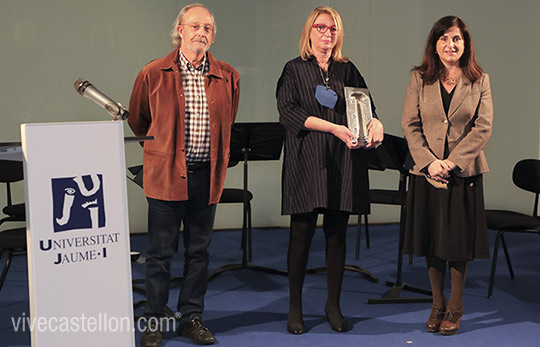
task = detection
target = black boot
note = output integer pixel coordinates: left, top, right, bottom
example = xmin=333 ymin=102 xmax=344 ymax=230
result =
xmin=287 ymin=213 xmax=317 ymax=334
xmin=325 ymin=303 xmax=347 ymax=332
xmin=287 ymin=305 xmax=304 ymax=334
xmin=323 ymin=211 xmax=348 ymax=333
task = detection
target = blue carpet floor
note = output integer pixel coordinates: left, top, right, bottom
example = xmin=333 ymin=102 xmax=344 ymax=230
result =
xmin=1 ymin=224 xmax=540 ymax=346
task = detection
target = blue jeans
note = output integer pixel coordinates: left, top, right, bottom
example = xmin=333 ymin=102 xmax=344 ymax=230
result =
xmin=144 ymin=166 xmax=216 ymax=323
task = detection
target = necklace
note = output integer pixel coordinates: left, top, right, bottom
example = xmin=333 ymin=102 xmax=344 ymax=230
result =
xmin=318 ymin=65 xmax=330 ymax=88
xmin=443 ymin=75 xmax=461 ymax=85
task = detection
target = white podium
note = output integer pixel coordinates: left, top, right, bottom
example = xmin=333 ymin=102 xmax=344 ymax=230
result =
xmin=21 ymin=121 xmax=135 ymax=346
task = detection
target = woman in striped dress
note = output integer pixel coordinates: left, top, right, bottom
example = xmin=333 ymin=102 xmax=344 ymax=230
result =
xmin=276 ymin=6 xmax=384 ymax=335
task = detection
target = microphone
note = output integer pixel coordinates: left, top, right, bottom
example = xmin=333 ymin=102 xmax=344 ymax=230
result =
xmin=74 ymin=78 xmax=129 ymax=120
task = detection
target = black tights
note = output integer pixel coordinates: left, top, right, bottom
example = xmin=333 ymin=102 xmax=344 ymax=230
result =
xmin=288 ymin=210 xmax=349 ymax=313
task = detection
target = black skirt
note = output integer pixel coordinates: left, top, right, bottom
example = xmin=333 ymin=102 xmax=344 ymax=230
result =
xmin=403 ymin=174 xmax=490 ymax=261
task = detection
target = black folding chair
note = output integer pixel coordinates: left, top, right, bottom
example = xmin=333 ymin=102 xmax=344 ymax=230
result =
xmin=485 ymin=159 xmax=540 ymax=298
xmin=0 ymin=160 xmax=27 ymax=294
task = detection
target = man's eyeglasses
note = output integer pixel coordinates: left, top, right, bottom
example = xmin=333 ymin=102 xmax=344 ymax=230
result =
xmin=312 ymin=24 xmax=337 ymax=35
xmin=181 ymin=23 xmax=213 ymax=34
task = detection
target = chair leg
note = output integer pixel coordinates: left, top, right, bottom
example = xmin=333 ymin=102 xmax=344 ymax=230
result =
xmin=247 ymin=202 xmax=253 ymax=262
xmin=355 ymin=215 xmax=361 ymax=260
xmin=500 ymin=234 xmax=515 ymax=279
xmin=488 ymin=230 xmax=504 ymax=299
xmin=240 ymin=199 xmax=249 ymax=267
xmin=0 ymin=252 xmax=14 ymax=294
xmin=364 ymin=214 xmax=370 ymax=249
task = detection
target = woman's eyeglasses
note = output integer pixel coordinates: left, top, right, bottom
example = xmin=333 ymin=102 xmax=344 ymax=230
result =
xmin=312 ymin=24 xmax=337 ymax=35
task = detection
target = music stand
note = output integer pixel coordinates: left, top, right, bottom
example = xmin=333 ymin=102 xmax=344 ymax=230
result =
xmin=305 ymin=226 xmax=379 ymax=282
xmin=306 ymin=264 xmax=379 ymax=282
xmin=367 ymin=206 xmax=432 ymax=303
xmin=367 ymin=148 xmax=432 ymax=303
xmin=209 ymin=122 xmax=288 ymax=280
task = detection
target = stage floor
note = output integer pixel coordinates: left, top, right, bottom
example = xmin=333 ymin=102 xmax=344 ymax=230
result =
xmin=2 ymin=224 xmax=540 ymax=346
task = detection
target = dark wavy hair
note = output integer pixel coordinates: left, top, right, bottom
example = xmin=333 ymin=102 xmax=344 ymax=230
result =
xmin=415 ymin=16 xmax=483 ymax=84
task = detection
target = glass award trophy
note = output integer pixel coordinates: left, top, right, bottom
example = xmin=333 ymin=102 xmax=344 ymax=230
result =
xmin=345 ymin=87 xmax=373 ymax=146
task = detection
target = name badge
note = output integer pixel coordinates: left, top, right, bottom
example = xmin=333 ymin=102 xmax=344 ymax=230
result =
xmin=315 ymin=85 xmax=337 ymax=109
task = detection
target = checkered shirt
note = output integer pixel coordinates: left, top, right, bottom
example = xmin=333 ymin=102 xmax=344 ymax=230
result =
xmin=179 ymin=51 xmax=211 ymax=163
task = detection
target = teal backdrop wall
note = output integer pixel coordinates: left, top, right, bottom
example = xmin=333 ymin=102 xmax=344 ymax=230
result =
xmin=1 ymin=0 xmax=539 ymax=232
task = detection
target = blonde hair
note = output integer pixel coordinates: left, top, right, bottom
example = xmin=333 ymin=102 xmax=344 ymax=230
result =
xmin=299 ymin=6 xmax=348 ymax=62
xmin=170 ymin=3 xmax=216 ymax=48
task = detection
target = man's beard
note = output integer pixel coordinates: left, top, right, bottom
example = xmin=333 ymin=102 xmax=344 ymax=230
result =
xmin=186 ymin=38 xmax=209 ymax=55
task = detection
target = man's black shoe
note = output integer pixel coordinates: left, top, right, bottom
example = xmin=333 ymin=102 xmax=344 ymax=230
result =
xmin=141 ymin=323 xmax=162 ymax=347
xmin=179 ymin=317 xmax=216 ymax=345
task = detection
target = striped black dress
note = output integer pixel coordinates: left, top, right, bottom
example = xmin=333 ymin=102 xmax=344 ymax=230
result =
xmin=276 ymin=56 xmax=377 ymax=215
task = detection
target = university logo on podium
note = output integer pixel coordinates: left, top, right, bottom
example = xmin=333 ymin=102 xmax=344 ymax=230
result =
xmin=23 ymin=122 xmax=135 ymax=346
xmin=52 ymin=174 xmax=106 ymax=232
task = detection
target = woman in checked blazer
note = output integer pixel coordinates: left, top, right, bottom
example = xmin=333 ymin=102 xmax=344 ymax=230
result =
xmin=401 ymin=15 xmax=493 ymax=336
